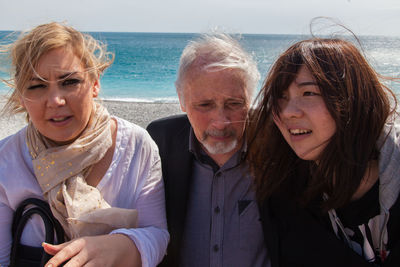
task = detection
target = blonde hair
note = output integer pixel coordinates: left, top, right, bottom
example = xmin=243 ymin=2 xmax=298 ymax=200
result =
xmin=1 ymin=22 xmax=114 ymax=114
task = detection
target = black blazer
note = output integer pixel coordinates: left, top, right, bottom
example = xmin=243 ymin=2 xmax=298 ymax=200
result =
xmin=147 ymin=115 xmax=194 ymax=267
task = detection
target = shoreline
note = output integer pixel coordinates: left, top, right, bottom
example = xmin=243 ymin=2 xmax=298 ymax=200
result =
xmin=0 ymin=99 xmax=183 ymax=140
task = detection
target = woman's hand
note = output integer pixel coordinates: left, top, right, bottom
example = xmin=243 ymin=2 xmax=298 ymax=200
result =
xmin=43 ymin=234 xmax=141 ymax=267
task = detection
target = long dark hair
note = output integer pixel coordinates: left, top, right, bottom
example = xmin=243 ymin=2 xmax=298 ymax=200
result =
xmin=247 ymin=38 xmax=396 ymax=209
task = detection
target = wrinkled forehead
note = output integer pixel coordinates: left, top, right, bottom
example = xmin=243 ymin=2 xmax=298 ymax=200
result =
xmin=40 ymin=49 xmax=80 ymax=69
xmin=30 ymin=47 xmax=90 ymax=80
xmin=184 ymin=68 xmax=249 ymax=99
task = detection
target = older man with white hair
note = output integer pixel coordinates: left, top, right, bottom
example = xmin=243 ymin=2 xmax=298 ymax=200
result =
xmin=147 ymin=33 xmax=269 ymax=267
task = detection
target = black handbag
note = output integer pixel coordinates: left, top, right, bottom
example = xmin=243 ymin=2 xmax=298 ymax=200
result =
xmin=9 ymin=198 xmax=65 ymax=267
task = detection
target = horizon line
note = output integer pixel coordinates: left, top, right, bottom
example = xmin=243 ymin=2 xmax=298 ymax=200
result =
xmin=0 ymin=29 xmax=399 ymax=38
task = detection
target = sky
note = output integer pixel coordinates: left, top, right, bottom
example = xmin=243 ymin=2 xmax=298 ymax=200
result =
xmin=0 ymin=0 xmax=400 ymax=36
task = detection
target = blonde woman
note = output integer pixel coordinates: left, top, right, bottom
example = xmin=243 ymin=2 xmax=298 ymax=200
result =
xmin=0 ymin=22 xmax=169 ymax=267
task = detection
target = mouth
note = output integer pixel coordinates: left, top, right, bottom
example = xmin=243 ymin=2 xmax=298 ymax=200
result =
xmin=205 ymin=129 xmax=235 ymax=140
xmin=289 ymin=129 xmax=312 ymax=136
xmin=49 ymin=116 xmax=72 ymax=123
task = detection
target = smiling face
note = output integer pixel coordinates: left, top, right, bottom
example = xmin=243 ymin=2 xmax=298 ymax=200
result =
xmin=180 ymin=69 xmax=250 ymax=166
xmin=274 ymin=65 xmax=336 ymax=161
xmin=20 ymin=47 xmax=99 ymax=144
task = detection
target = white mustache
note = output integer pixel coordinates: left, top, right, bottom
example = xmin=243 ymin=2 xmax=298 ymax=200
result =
xmin=204 ymin=128 xmax=235 ymax=138
xmin=210 ymin=119 xmax=247 ymax=124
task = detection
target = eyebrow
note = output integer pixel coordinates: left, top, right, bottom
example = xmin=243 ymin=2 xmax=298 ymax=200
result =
xmin=226 ymin=98 xmax=246 ymax=103
xmin=297 ymin=81 xmax=318 ymax=87
xmin=30 ymin=72 xmax=78 ymax=81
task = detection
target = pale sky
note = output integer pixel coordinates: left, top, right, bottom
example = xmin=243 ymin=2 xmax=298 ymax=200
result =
xmin=0 ymin=0 xmax=400 ymax=36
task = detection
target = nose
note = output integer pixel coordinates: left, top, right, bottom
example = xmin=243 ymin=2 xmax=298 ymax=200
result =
xmin=210 ymin=107 xmax=230 ymax=129
xmin=279 ymin=98 xmax=303 ymax=119
xmin=46 ymin=83 xmax=66 ymax=108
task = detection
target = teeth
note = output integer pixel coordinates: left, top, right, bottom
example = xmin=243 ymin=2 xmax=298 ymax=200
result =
xmin=289 ymin=129 xmax=311 ymax=135
xmin=52 ymin=117 xmax=67 ymax=122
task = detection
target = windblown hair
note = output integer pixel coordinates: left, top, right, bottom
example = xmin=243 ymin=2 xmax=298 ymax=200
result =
xmin=175 ymin=32 xmax=260 ymax=103
xmin=247 ymin=38 xmax=396 ymax=210
xmin=1 ymin=22 xmax=114 ymax=114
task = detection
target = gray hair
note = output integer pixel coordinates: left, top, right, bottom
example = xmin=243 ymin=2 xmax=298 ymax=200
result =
xmin=175 ymin=33 xmax=260 ymax=102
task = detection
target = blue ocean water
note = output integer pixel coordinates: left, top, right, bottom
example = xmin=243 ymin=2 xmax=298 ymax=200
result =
xmin=1 ymin=31 xmax=400 ymax=102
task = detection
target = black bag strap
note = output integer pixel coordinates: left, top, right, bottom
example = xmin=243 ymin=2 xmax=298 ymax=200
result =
xmin=10 ymin=198 xmax=65 ymax=267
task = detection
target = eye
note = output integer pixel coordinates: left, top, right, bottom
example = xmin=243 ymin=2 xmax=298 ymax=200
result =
xmin=27 ymin=84 xmax=46 ymax=90
xmin=62 ymin=78 xmax=82 ymax=87
xmin=303 ymin=91 xmax=320 ymax=96
xmin=195 ymin=102 xmax=214 ymax=111
xmin=199 ymin=103 xmax=211 ymax=107
xmin=226 ymin=101 xmax=244 ymax=109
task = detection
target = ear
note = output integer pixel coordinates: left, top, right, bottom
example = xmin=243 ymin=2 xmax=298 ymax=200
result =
xmin=92 ymin=79 xmax=100 ymax=98
xmin=177 ymin=87 xmax=187 ymax=112
xmin=18 ymin=94 xmax=26 ymax=109
xmin=178 ymin=92 xmax=186 ymax=112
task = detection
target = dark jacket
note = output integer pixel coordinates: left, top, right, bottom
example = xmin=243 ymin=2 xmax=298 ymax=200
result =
xmin=259 ymin=194 xmax=373 ymax=267
xmin=147 ymin=115 xmax=193 ymax=267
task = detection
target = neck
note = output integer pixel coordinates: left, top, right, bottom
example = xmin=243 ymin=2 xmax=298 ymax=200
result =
xmin=351 ymin=160 xmax=379 ymax=201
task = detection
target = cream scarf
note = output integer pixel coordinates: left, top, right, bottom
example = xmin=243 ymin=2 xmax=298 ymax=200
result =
xmin=26 ymin=103 xmax=137 ymax=239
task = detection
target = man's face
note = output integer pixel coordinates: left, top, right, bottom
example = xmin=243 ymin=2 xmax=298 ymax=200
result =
xmin=180 ymin=69 xmax=250 ymax=165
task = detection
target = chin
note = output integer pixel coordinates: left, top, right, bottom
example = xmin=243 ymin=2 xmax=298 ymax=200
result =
xmin=296 ymin=152 xmax=319 ymax=162
xmin=202 ymin=140 xmax=238 ymax=155
xmin=46 ymin=134 xmax=78 ymax=145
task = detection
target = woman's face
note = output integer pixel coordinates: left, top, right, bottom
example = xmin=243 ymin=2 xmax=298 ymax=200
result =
xmin=20 ymin=47 xmax=99 ymax=144
xmin=274 ymin=66 xmax=336 ymax=161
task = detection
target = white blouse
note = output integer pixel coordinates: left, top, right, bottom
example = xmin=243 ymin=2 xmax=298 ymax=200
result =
xmin=0 ymin=117 xmax=169 ymax=267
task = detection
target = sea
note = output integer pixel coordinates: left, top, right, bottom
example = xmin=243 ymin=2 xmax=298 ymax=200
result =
xmin=1 ymin=31 xmax=400 ymax=103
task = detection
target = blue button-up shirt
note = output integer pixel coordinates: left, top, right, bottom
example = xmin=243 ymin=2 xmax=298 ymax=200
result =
xmin=179 ymin=129 xmax=270 ymax=267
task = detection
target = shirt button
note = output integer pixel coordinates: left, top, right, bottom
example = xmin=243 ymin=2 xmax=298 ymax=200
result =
xmin=213 ymin=244 xmax=219 ymax=252
xmin=214 ymin=206 xmax=220 ymax=213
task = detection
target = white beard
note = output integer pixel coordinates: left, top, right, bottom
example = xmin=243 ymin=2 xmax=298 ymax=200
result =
xmin=201 ymin=138 xmax=238 ymax=155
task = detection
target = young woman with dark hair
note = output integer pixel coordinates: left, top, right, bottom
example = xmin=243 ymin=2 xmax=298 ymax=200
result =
xmin=247 ymin=38 xmax=400 ymax=266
